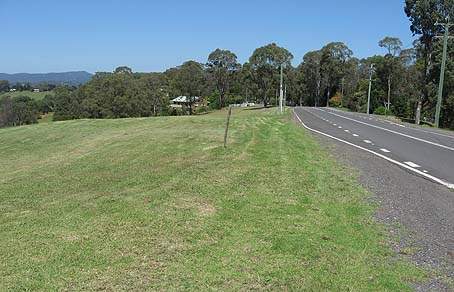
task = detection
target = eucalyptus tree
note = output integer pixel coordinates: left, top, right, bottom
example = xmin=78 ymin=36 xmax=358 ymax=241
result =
xmin=300 ymin=50 xmax=322 ymax=106
xmin=206 ymin=49 xmax=241 ymax=108
xmin=379 ymin=37 xmax=403 ymax=57
xmin=139 ymin=73 xmax=168 ymax=116
xmin=172 ymin=61 xmax=206 ymax=115
xmin=379 ymin=37 xmax=403 ymax=111
xmin=319 ymin=42 xmax=353 ymax=106
xmin=405 ymin=0 xmax=454 ymax=124
xmin=248 ymin=43 xmax=293 ymax=107
xmin=238 ymin=62 xmax=260 ymax=104
xmin=0 ymin=96 xmax=39 ymax=127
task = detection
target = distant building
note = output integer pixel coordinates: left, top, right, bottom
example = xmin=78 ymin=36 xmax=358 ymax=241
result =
xmin=33 ymin=89 xmax=40 ymax=93
xmin=9 ymin=89 xmax=17 ymax=92
xmin=170 ymin=96 xmax=209 ymax=109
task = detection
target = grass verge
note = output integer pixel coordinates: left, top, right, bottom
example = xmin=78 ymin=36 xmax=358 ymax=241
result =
xmin=0 ymin=108 xmax=424 ymax=291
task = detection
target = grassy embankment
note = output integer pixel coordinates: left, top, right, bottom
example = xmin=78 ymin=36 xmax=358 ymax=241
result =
xmin=0 ymin=108 xmax=424 ymax=291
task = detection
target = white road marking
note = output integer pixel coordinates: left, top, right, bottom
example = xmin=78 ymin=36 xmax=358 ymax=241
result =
xmin=363 ymin=140 xmax=372 ymax=144
xmin=423 ymin=170 xmax=429 ymax=173
xmin=338 ymin=126 xmax=343 ymax=129
xmin=352 ymin=134 xmax=359 ymax=137
xmin=318 ymin=109 xmax=454 ymax=151
xmin=333 ymin=124 xmax=337 ymax=126
xmin=404 ymin=161 xmax=421 ymax=168
xmin=380 ymin=149 xmax=391 ymax=153
xmin=294 ymin=110 xmax=454 ymax=190
xmin=329 ymin=107 xmax=454 ymax=140
xmin=344 ymin=130 xmax=350 ymax=133
xmin=385 ymin=120 xmax=454 ymax=139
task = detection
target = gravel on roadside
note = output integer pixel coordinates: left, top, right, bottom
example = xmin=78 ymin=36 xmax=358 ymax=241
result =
xmin=313 ymin=133 xmax=454 ymax=292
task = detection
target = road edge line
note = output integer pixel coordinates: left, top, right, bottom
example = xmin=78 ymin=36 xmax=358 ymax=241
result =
xmin=317 ymin=108 xmax=454 ymax=152
xmin=293 ymin=109 xmax=454 ymax=190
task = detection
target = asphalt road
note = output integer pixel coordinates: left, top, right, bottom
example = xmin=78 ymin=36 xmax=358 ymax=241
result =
xmin=294 ymin=107 xmax=454 ymax=189
xmin=293 ymin=106 xmax=454 ymax=290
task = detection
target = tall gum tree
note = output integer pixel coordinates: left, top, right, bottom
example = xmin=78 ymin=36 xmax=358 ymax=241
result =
xmin=320 ymin=42 xmax=353 ymax=107
xmin=206 ymin=49 xmax=240 ymax=108
xmin=249 ymin=43 xmax=293 ymax=108
xmin=405 ymin=0 xmax=454 ymax=124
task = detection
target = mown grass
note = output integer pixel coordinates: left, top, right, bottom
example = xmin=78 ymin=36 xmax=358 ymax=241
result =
xmin=0 ymin=108 xmax=423 ymax=291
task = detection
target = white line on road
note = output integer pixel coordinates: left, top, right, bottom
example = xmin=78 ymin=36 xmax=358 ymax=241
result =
xmin=380 ymin=149 xmax=391 ymax=153
xmin=352 ymin=134 xmax=359 ymax=137
xmin=363 ymin=140 xmax=372 ymax=144
xmin=344 ymin=130 xmax=350 ymax=133
xmin=293 ymin=110 xmax=454 ymax=190
xmin=404 ymin=161 xmax=421 ymax=168
xmin=338 ymin=126 xmax=343 ymax=129
xmin=317 ymin=109 xmax=454 ymax=151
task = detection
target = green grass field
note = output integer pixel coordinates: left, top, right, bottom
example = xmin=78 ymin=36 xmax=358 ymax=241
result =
xmin=0 ymin=108 xmax=423 ymax=291
xmin=0 ymin=90 xmax=53 ymax=100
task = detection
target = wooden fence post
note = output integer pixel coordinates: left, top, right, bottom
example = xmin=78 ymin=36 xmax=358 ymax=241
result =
xmin=224 ymin=107 xmax=232 ymax=148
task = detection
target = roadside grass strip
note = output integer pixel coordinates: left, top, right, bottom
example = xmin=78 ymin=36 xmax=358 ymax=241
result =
xmin=0 ymin=108 xmax=426 ymax=291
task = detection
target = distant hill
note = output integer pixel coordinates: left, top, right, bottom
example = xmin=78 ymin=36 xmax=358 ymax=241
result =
xmin=0 ymin=71 xmax=93 ymax=84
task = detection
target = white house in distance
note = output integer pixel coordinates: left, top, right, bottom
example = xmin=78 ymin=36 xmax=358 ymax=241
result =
xmin=170 ymin=96 xmax=209 ymax=109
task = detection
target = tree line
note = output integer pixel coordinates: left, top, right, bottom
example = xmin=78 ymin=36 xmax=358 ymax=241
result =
xmin=0 ymin=95 xmax=53 ymax=127
xmin=1 ymin=0 xmax=454 ymax=129
xmin=0 ymin=81 xmax=57 ymax=92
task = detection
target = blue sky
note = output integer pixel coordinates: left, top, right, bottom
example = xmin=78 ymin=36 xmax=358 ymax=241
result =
xmin=1 ymin=0 xmax=415 ymax=73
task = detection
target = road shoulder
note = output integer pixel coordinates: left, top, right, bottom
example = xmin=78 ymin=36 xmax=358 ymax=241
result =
xmin=293 ymin=113 xmax=454 ymax=291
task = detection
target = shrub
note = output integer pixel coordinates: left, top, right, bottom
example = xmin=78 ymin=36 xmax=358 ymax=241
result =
xmin=373 ymin=106 xmax=393 ymax=116
xmin=194 ymin=106 xmax=210 ymax=115
xmin=329 ymin=93 xmax=342 ymax=107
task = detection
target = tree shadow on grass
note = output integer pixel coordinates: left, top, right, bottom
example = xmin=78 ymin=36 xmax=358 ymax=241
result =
xmin=243 ymin=106 xmax=276 ymax=111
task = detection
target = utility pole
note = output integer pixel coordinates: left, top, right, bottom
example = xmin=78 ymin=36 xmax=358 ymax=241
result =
xmin=279 ymin=64 xmax=284 ymax=114
xmin=341 ymin=77 xmax=345 ymax=96
xmin=284 ymin=84 xmax=287 ymax=107
xmin=387 ymin=77 xmax=391 ymax=112
xmin=435 ymin=18 xmax=453 ymax=128
xmin=275 ymin=89 xmax=278 ymax=106
xmin=341 ymin=77 xmax=345 ymax=108
xmin=367 ymin=64 xmax=375 ymax=115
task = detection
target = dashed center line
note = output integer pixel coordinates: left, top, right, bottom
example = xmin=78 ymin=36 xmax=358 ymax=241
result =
xmin=344 ymin=130 xmax=350 ymax=133
xmin=380 ymin=149 xmax=391 ymax=153
xmin=404 ymin=161 xmax=421 ymax=168
xmin=363 ymin=140 xmax=372 ymax=144
xmin=317 ymin=108 xmax=454 ymax=151
xmin=294 ymin=109 xmax=454 ymax=190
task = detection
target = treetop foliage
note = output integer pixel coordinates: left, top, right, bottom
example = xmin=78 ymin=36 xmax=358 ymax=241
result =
xmin=2 ymin=2 xmax=454 ymax=129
